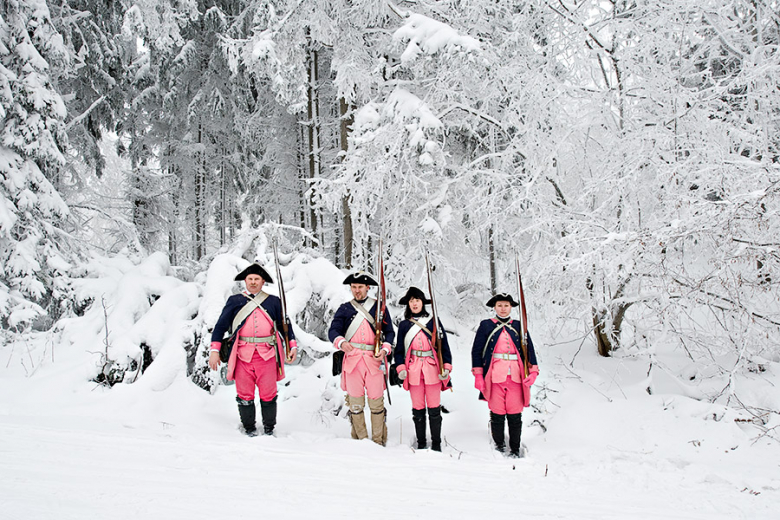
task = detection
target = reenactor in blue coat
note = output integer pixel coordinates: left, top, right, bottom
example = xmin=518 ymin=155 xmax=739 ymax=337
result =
xmin=328 ymin=272 xmax=395 ymax=445
xmin=471 ymin=293 xmax=539 ymax=457
xmin=394 ymin=286 xmax=453 ymax=451
xmin=209 ymin=263 xmax=297 ymax=436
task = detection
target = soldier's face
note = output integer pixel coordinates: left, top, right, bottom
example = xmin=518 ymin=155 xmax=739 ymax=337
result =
xmin=494 ymin=301 xmax=512 ymax=318
xmin=409 ymin=297 xmax=423 ymax=314
xmin=245 ymin=274 xmax=265 ymax=294
xmin=351 ymin=283 xmax=369 ymax=301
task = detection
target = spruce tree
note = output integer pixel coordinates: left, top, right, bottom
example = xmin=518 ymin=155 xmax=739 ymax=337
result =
xmin=0 ymin=0 xmax=73 ymax=335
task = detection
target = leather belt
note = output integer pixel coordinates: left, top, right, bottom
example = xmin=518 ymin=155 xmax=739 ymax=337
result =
xmin=351 ymin=342 xmax=375 ymax=351
xmin=411 ymin=350 xmax=434 ymax=358
xmin=493 ymin=353 xmax=518 ymax=360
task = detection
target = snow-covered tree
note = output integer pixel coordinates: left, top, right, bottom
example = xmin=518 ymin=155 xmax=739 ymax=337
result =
xmin=525 ymin=0 xmax=780 ymax=369
xmin=0 ymin=0 xmax=74 ymax=337
xmin=49 ymin=0 xmax=131 ymax=179
xmin=312 ymin=6 xmax=485 ymax=290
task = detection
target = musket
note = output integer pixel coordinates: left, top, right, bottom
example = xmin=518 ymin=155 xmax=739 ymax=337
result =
xmin=515 ymin=253 xmax=531 ymax=378
xmin=273 ymin=239 xmax=292 ymax=368
xmin=374 ymin=237 xmax=391 ymax=404
xmin=374 ymin=237 xmax=385 ymax=358
xmin=425 ymin=252 xmax=446 ymax=377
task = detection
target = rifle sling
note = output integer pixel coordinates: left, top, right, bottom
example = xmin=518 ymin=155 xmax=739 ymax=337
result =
xmin=481 ymin=321 xmax=523 ymax=360
xmin=345 ymin=298 xmax=376 ymax=341
xmin=404 ymin=318 xmax=434 ymax=354
xmin=229 ymin=292 xmax=270 ymax=336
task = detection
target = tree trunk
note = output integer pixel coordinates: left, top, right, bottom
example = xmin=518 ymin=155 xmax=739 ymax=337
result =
xmin=219 ymin=150 xmax=226 ymax=247
xmin=488 ymin=226 xmax=497 ymax=294
xmin=486 ymin=126 xmax=498 ymax=294
xmin=586 ymin=275 xmax=613 ymax=357
xmin=167 ymin=140 xmax=179 ymax=265
xmin=168 ymin=164 xmax=179 ymax=266
xmin=340 ymin=97 xmax=354 ymax=268
xmin=306 ymin=31 xmax=321 ymax=247
xmin=586 ymin=274 xmax=633 ymax=357
xmin=298 ymin=123 xmax=307 ymax=231
xmin=129 ymin=135 xmax=152 ymax=252
xmin=194 ymin=123 xmax=206 ymax=260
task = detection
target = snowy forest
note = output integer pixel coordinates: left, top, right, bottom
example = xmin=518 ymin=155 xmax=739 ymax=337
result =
xmin=2 ymin=0 xmax=779 ymax=517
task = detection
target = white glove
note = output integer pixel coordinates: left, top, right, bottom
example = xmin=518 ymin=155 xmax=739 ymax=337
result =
xmin=438 ymin=368 xmax=450 ymax=381
xmin=398 ymin=370 xmax=407 ymax=381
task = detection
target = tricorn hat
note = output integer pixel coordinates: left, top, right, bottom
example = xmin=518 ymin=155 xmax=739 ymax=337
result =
xmin=234 ymin=262 xmax=273 ymax=283
xmin=398 ymin=286 xmax=431 ymax=306
xmin=342 ymin=271 xmax=378 ymax=286
xmin=486 ymin=293 xmax=519 ymax=307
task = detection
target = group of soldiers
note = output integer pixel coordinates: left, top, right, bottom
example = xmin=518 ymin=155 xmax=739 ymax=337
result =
xmin=209 ymin=262 xmax=539 ymax=458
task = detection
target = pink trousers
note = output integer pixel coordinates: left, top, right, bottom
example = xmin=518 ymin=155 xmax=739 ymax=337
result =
xmin=487 ymin=379 xmax=525 ymax=414
xmin=409 ymin=383 xmax=441 ymax=409
xmin=344 ymin=358 xmax=385 ymax=400
xmin=234 ymin=351 xmax=278 ymax=402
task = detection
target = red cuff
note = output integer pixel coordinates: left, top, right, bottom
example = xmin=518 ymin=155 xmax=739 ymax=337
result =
xmin=210 ymin=341 xmax=222 ymax=352
xmin=471 ymin=367 xmax=483 ymax=375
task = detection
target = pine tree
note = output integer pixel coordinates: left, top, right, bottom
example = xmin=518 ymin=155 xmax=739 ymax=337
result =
xmin=0 ymin=0 xmax=73 ymax=335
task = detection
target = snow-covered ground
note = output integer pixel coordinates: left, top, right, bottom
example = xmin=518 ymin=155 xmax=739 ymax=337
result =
xmin=1 ymin=250 xmax=778 ymax=519
xmin=2 ymin=323 xmax=778 ymax=519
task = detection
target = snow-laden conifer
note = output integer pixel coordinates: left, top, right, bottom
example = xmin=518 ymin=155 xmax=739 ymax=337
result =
xmin=0 ymin=0 xmax=74 ymax=336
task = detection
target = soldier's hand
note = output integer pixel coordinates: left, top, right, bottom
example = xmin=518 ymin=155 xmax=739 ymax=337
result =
xmin=286 ymin=347 xmax=297 ymax=363
xmin=341 ymin=341 xmax=354 ymax=353
xmin=208 ymin=351 xmax=221 ymax=371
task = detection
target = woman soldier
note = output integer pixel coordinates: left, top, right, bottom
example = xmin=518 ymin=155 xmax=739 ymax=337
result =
xmin=471 ymin=293 xmax=539 ymax=457
xmin=393 ymin=286 xmax=453 ymax=451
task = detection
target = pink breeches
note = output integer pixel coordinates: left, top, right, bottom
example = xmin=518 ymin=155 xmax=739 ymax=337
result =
xmin=344 ymin=358 xmax=386 ymax=400
xmin=409 ymin=383 xmax=441 ymax=409
xmin=487 ymin=379 xmax=524 ymax=415
xmin=235 ymin=351 xmax=278 ymax=402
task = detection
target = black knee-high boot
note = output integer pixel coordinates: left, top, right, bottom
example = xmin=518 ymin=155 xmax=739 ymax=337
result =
xmin=260 ymin=396 xmax=277 ymax=435
xmin=412 ymin=408 xmax=427 ymax=449
xmin=236 ymin=397 xmax=257 ymax=436
xmin=428 ymin=406 xmax=442 ymax=452
xmin=490 ymin=412 xmax=506 ymax=452
xmin=507 ymin=413 xmax=523 ymax=457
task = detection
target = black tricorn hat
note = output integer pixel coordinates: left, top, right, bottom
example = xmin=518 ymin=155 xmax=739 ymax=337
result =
xmin=234 ymin=263 xmax=273 ymax=283
xmin=343 ymin=271 xmax=378 ymax=286
xmin=399 ymin=286 xmax=431 ymax=306
xmin=486 ymin=293 xmax=519 ymax=307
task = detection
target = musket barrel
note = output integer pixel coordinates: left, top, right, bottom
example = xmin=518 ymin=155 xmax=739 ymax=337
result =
xmin=515 ymin=254 xmax=530 ymax=378
xmin=426 ymin=252 xmax=446 ymax=376
xmin=274 ymin=240 xmax=291 ymax=359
